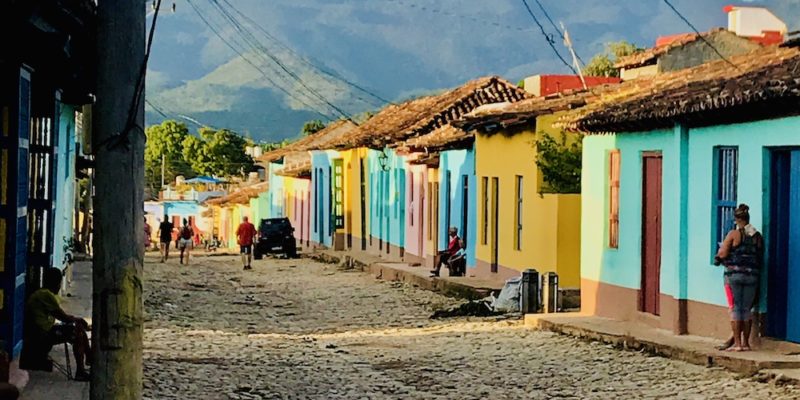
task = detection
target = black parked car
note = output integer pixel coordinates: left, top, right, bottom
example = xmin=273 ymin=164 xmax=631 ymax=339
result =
xmin=254 ymin=217 xmax=297 ymax=259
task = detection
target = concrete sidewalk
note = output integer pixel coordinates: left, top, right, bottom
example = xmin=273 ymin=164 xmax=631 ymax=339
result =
xmin=20 ymin=261 xmax=92 ymax=400
xmin=306 ymin=248 xmax=505 ymax=300
xmin=526 ymin=312 xmax=800 ymax=382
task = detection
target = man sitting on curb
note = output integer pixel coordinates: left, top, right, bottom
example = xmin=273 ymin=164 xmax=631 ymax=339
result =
xmin=21 ymin=268 xmax=91 ymax=381
xmin=431 ymin=227 xmax=463 ymax=277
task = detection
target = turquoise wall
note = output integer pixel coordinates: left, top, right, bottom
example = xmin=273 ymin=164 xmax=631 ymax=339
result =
xmin=311 ymin=151 xmax=334 ymax=247
xmin=268 ymin=162 xmax=285 ymax=219
xmin=439 ymin=148 xmax=477 ymax=268
xmin=367 ymin=148 xmax=406 ymax=249
xmin=52 ymin=105 xmax=77 ymax=270
xmin=583 ymin=115 xmax=800 ymax=312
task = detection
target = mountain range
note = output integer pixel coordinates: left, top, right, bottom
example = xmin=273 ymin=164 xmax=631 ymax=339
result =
xmin=145 ymin=0 xmax=800 ymax=142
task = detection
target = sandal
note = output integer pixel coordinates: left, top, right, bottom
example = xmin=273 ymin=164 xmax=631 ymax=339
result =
xmin=725 ymin=346 xmax=744 ymax=352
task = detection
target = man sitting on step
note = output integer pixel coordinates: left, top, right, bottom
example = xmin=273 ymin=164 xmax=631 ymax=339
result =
xmin=21 ymin=268 xmax=92 ymax=381
xmin=431 ymin=227 xmax=464 ymax=277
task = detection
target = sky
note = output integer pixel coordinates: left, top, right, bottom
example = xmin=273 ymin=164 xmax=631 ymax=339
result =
xmin=145 ymin=0 xmax=800 ymax=140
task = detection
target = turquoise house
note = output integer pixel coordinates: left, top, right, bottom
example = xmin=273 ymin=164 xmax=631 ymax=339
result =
xmin=437 ymin=147 xmax=477 ymax=269
xmin=366 ymin=148 xmax=406 ymax=257
xmin=311 ymin=150 xmax=335 ymax=248
xmin=52 ymin=105 xmax=80 ymax=271
xmin=569 ymin=45 xmax=800 ymax=341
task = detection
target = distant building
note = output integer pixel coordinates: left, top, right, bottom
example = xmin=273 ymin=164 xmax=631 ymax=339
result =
xmin=615 ymin=6 xmax=785 ymax=81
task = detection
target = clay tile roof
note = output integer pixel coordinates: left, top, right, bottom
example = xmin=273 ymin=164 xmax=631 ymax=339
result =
xmin=558 ymin=45 xmax=800 ymax=133
xmin=399 ymin=124 xmax=473 ymax=153
xmin=327 ymin=76 xmax=528 ymax=150
xmin=257 ymin=120 xmax=357 ymax=164
xmin=204 ymin=182 xmax=268 ymax=206
xmin=277 ymin=160 xmax=313 ymax=179
xmin=454 ymin=86 xmax=621 ymax=132
xmin=614 ymin=28 xmax=728 ymax=69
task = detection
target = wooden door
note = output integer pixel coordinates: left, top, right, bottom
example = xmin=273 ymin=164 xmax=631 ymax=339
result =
xmin=490 ymin=177 xmax=499 ymax=273
xmin=641 ymin=153 xmax=663 ymax=315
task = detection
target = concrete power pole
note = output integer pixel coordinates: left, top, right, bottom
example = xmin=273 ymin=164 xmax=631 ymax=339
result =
xmin=92 ymin=0 xmax=146 ymax=398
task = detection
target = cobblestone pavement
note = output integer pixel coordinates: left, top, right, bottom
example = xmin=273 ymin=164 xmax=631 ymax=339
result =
xmin=143 ymin=255 xmax=800 ymax=399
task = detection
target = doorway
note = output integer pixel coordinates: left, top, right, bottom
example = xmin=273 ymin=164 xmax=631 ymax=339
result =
xmin=767 ymin=149 xmax=800 ymax=342
xmin=640 ymin=153 xmax=663 ymax=315
xmin=360 ymin=158 xmax=367 ymax=250
xmin=490 ymin=177 xmax=499 ymax=273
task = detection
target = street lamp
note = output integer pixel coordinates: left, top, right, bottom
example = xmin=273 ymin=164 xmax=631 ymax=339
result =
xmin=377 ymin=148 xmax=391 ymax=171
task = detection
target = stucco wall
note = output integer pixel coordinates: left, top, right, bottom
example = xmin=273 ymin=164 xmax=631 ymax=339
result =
xmin=52 ymin=105 xmax=77 ymax=269
xmin=439 ymin=148 xmax=477 ymax=268
xmin=403 ymin=160 xmax=428 ymax=260
xmin=582 ymin=116 xmax=800 ymax=315
xmin=659 ymin=31 xmax=761 ymax=73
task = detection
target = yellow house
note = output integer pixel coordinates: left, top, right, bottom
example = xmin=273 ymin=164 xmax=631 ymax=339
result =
xmin=459 ymin=97 xmax=588 ymax=290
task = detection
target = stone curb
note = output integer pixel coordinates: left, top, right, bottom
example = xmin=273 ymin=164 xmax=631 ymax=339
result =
xmin=527 ymin=316 xmax=800 ymax=379
xmin=304 ymin=252 xmax=494 ymax=300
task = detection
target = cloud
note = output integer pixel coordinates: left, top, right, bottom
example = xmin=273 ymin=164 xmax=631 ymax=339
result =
xmin=175 ymin=31 xmax=195 ymax=45
xmin=146 ymin=69 xmax=170 ymax=90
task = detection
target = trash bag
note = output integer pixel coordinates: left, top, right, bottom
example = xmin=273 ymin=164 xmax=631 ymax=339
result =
xmin=491 ymin=277 xmax=521 ymax=313
xmin=430 ymin=300 xmax=496 ymax=319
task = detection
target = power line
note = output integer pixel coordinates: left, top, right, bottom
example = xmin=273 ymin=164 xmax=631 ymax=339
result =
xmin=220 ymin=0 xmax=393 ymax=106
xmin=532 ymin=0 xmax=584 ymax=64
xmin=385 ymin=0 xmax=534 ymax=34
xmin=662 ymin=0 xmax=738 ymax=69
xmin=207 ymin=0 xmax=355 ymax=122
xmin=519 ymin=0 xmax=578 ymax=75
xmin=185 ymin=0 xmax=338 ymax=120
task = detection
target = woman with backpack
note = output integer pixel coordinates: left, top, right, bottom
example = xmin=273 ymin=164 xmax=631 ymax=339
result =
xmin=715 ymin=204 xmax=763 ymax=352
xmin=178 ymin=218 xmax=194 ymax=265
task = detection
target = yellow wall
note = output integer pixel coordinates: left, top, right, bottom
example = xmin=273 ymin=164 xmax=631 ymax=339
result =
xmin=474 ymin=112 xmax=581 ymax=288
xmin=423 ymin=167 xmax=440 ymax=266
xmin=340 ymin=148 xmax=370 ymax=245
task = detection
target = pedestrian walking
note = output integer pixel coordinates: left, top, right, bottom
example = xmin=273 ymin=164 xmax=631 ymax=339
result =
xmin=143 ymin=216 xmax=152 ymax=251
xmin=715 ymin=204 xmax=763 ymax=352
xmin=157 ymin=215 xmax=174 ymax=262
xmin=236 ymin=216 xmax=258 ymax=270
xmin=178 ymin=218 xmax=194 ymax=265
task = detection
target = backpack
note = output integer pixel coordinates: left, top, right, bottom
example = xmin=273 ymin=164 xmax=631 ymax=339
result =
xmin=181 ymin=226 xmax=193 ymax=240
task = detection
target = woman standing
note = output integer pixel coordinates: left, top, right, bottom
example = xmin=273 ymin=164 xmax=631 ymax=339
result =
xmin=715 ymin=204 xmax=763 ymax=352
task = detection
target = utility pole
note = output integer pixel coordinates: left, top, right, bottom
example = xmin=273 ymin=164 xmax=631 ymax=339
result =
xmin=161 ymin=153 xmax=165 ymax=189
xmin=92 ymin=0 xmax=145 ymax=398
xmin=561 ymin=22 xmax=587 ymax=89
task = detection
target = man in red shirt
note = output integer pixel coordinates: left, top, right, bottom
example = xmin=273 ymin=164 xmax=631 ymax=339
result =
xmin=236 ymin=216 xmax=258 ymax=270
xmin=431 ymin=227 xmax=462 ymax=277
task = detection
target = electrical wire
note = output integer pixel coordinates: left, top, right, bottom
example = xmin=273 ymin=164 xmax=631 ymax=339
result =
xmin=95 ymin=0 xmax=163 ymax=153
xmin=662 ymin=0 xmax=738 ymax=69
xmin=185 ymin=0 xmax=338 ymax=120
xmin=532 ymin=0 xmax=584 ymax=64
xmin=518 ymin=0 xmax=578 ymax=75
xmin=220 ymin=0 xmax=393 ymax=106
xmin=207 ymin=0 xmax=356 ymax=122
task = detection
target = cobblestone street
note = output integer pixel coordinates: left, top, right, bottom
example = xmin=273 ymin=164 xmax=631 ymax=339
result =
xmin=143 ymin=255 xmax=799 ymax=399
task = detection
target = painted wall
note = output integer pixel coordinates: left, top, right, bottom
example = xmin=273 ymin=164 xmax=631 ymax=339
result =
xmin=423 ymin=167 xmax=441 ymax=267
xmin=581 ymin=116 xmax=800 ymax=334
xmin=311 ymin=151 xmax=334 ymax=247
xmin=52 ymin=105 xmax=77 ymax=270
xmin=283 ymin=176 xmax=311 ymax=244
xmin=366 ymin=148 xmax=406 ymax=255
xmin=268 ymin=162 xmax=285 ymax=218
xmin=438 ymin=148 xmax=477 ymax=268
xmin=403 ymin=159 xmax=428 ymax=261
xmin=474 ymin=116 xmax=581 ymax=287
xmin=340 ymin=148 xmax=370 ymax=250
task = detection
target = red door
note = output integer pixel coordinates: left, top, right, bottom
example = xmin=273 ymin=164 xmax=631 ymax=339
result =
xmin=641 ymin=153 xmax=663 ymax=315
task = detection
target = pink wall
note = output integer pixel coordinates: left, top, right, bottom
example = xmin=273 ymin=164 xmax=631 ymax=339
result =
xmin=404 ymin=162 xmax=428 ymax=260
xmin=286 ymin=178 xmax=312 ymax=246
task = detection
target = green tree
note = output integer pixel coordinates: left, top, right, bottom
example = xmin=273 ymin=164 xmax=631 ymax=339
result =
xmin=582 ymin=40 xmax=642 ymax=78
xmin=183 ymin=128 xmax=255 ymax=177
xmin=144 ymin=120 xmax=195 ymax=195
xmin=534 ymin=131 xmax=583 ymax=194
xmin=301 ymin=119 xmax=326 ymax=136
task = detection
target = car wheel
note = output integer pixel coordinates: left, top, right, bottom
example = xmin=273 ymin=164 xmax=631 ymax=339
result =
xmin=254 ymin=249 xmax=263 ymax=260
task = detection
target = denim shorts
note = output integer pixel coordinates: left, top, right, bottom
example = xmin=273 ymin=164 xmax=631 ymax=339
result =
xmin=727 ymin=272 xmax=758 ymax=321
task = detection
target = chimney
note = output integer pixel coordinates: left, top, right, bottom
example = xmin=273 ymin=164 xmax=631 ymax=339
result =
xmin=724 ymin=5 xmax=787 ymax=45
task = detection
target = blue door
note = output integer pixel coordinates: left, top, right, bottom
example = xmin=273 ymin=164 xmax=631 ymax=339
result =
xmin=768 ymin=149 xmax=800 ymax=342
xmin=0 ymin=68 xmax=32 ymax=357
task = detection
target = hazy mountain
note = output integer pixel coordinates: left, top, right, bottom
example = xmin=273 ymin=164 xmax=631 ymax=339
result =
xmin=146 ymin=0 xmax=800 ymax=141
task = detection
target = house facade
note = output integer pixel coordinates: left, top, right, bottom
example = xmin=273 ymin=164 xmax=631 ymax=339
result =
xmin=565 ymin=45 xmax=800 ymax=340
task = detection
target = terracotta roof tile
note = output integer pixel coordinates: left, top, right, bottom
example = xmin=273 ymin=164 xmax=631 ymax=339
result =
xmin=559 ymin=45 xmax=800 ymax=133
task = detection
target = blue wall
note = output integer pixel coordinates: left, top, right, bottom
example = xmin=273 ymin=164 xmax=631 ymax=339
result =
xmin=366 ymin=148 xmax=406 ymax=250
xmin=438 ymin=148 xmax=477 ymax=268
xmin=52 ymin=104 xmax=77 ymax=270
xmin=268 ymin=162 xmax=285 ymax=219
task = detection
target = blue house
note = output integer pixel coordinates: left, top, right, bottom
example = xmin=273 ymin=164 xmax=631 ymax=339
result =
xmin=569 ymin=45 xmax=800 ymax=341
xmin=0 ymin=1 xmax=95 ymax=359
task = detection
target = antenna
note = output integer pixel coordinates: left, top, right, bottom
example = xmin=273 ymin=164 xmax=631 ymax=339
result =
xmin=560 ymin=22 xmax=587 ymax=89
